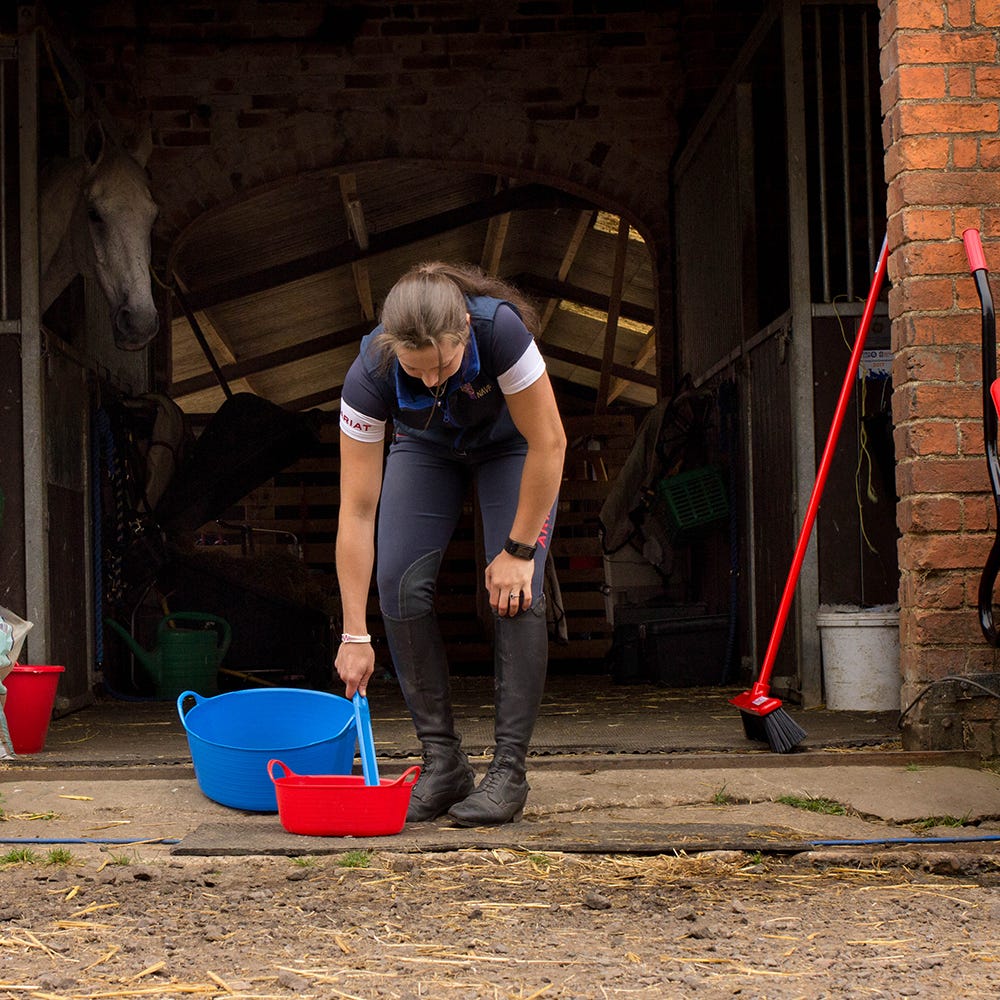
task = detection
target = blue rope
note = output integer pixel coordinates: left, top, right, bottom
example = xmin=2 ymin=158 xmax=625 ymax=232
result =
xmin=91 ymin=408 xmax=108 ymax=665
xmin=718 ymin=380 xmax=740 ymax=684
xmin=0 ymin=837 xmax=180 ymax=845
xmin=93 ymin=406 xmax=159 ymax=702
xmin=810 ymin=834 xmax=1000 ymax=847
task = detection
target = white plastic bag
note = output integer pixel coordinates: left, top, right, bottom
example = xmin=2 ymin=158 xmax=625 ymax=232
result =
xmin=0 ymin=607 xmax=32 ymax=758
xmin=0 ymin=605 xmax=33 ymax=677
xmin=0 ymin=618 xmax=11 ymax=669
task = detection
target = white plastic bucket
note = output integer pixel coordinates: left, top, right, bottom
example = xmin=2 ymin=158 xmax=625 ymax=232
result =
xmin=816 ymin=605 xmax=900 ymax=711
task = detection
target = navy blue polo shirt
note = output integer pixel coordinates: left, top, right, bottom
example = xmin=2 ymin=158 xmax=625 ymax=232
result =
xmin=340 ymin=297 xmax=545 ymax=451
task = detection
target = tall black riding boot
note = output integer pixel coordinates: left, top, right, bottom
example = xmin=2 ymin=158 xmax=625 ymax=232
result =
xmin=448 ymin=597 xmax=548 ymax=827
xmin=383 ymin=611 xmax=475 ymax=821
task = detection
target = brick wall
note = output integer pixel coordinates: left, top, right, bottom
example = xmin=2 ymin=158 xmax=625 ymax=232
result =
xmin=48 ymin=2 xmax=689 ymax=294
xmin=882 ymin=0 xmax=1000 ymax=751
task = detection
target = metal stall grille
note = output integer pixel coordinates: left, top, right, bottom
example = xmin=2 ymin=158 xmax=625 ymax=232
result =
xmin=804 ymin=2 xmax=883 ymax=305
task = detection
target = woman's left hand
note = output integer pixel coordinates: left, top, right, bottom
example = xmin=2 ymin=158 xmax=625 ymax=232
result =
xmin=486 ymin=550 xmax=535 ymax=617
xmin=335 ymin=641 xmax=375 ymax=699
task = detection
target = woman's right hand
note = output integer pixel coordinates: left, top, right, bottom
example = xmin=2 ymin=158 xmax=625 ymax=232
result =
xmin=335 ymin=642 xmax=375 ymax=698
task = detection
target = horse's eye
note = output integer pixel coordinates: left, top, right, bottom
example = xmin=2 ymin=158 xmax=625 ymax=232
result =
xmin=87 ymin=206 xmax=103 ymax=225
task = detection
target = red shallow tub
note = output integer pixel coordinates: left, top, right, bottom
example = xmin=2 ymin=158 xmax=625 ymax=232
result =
xmin=267 ymin=760 xmax=420 ymax=837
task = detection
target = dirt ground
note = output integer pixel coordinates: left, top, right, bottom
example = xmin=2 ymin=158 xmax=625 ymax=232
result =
xmin=2 ymin=846 xmax=1000 ymax=999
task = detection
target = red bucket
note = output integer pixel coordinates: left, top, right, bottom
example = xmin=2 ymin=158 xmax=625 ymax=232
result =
xmin=3 ymin=664 xmax=65 ymax=754
xmin=268 ymin=760 xmax=420 ymax=837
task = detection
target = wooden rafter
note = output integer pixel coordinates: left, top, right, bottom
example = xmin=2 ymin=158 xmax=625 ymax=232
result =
xmin=339 ymin=173 xmax=375 ymax=321
xmin=169 ymin=319 xmax=374 ymax=398
xmin=511 ymin=272 xmax=653 ymax=325
xmin=178 ymin=184 xmax=591 ymax=313
xmin=595 ymin=217 xmax=631 ymax=413
xmin=539 ymin=209 xmax=595 ymax=334
xmin=480 ymin=177 xmax=511 ymax=274
xmin=171 ymin=273 xmax=264 ymax=400
xmin=537 ymin=342 xmax=657 ymax=387
xmin=608 ymin=331 xmax=657 ymax=404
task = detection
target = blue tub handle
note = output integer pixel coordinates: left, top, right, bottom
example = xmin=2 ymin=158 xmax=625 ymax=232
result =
xmin=267 ymin=759 xmax=293 ymax=782
xmin=176 ymin=689 xmax=205 ymax=724
xmin=352 ymin=693 xmax=380 ymax=786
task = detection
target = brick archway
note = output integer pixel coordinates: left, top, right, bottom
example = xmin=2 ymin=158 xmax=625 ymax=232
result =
xmin=152 ymin=109 xmax=671 ymax=264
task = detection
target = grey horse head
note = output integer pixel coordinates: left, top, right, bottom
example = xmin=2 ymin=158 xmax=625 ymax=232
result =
xmin=41 ymin=121 xmax=160 ymax=351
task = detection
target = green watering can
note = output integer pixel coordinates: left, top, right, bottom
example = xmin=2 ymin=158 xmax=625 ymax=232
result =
xmin=105 ymin=612 xmax=232 ymax=700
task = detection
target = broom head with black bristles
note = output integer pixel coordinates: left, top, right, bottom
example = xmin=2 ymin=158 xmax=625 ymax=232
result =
xmin=730 ymin=683 xmax=807 ymax=754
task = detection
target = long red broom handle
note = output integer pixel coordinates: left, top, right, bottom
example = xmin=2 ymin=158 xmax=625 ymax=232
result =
xmin=754 ymin=235 xmax=889 ymax=691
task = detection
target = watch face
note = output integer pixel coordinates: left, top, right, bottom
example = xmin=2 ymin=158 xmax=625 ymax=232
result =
xmin=505 ymin=539 xmax=536 ymax=560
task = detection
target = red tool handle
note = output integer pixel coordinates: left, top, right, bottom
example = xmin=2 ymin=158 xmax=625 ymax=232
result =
xmin=752 ymin=235 xmax=889 ymax=693
xmin=964 ymin=228 xmax=989 ymax=274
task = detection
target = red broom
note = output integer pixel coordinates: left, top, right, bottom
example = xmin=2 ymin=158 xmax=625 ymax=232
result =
xmin=731 ymin=235 xmax=889 ymax=752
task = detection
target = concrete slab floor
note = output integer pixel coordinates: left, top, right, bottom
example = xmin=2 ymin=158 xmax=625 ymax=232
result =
xmin=16 ymin=674 xmax=904 ymax=768
xmin=4 ymin=674 xmax=999 ymax=860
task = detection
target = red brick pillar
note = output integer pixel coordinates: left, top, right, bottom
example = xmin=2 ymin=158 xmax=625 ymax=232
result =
xmin=882 ymin=0 xmax=1000 ymax=751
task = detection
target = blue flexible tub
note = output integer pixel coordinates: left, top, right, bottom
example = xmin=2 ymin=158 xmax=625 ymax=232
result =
xmin=177 ymin=688 xmax=356 ymax=811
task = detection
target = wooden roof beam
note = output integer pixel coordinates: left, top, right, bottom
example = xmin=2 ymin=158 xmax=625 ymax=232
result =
xmin=480 ymin=177 xmax=512 ymax=275
xmin=538 ymin=342 xmax=657 ymax=388
xmin=538 ymin=209 xmax=595 ymax=335
xmin=509 ymin=272 xmax=653 ymax=326
xmin=608 ymin=330 xmax=657 ymax=404
xmin=178 ymin=184 xmax=592 ymax=313
xmin=169 ymin=319 xmax=374 ymax=398
xmin=595 ymin=218 xmax=631 ymax=413
xmin=339 ymin=174 xmax=375 ymax=321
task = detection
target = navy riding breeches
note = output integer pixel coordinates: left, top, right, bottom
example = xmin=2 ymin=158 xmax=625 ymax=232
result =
xmin=376 ymin=434 xmax=556 ymax=620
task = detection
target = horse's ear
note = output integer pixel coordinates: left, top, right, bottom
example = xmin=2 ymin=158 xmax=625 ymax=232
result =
xmin=83 ymin=121 xmax=106 ymax=168
xmin=129 ymin=126 xmax=154 ymax=169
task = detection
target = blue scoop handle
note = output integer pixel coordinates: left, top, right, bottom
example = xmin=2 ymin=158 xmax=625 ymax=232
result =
xmin=353 ymin=693 xmax=380 ymax=786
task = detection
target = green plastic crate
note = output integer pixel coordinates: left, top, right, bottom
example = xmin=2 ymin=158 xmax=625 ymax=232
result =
xmin=656 ymin=466 xmax=728 ymax=536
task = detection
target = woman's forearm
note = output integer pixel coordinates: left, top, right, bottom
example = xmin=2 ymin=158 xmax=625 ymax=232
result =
xmin=505 ymin=374 xmax=567 ymax=546
xmin=509 ymin=441 xmax=565 ymax=546
xmin=336 ymin=435 xmax=385 ymax=634
xmin=336 ymin=514 xmax=376 ymax=632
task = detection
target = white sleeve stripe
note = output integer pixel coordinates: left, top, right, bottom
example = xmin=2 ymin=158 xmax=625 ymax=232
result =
xmin=340 ymin=401 xmax=386 ymax=442
xmin=498 ymin=340 xmax=546 ymax=395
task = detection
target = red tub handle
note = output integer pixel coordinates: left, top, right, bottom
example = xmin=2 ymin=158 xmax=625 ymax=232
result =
xmin=267 ymin=759 xmax=295 ymax=782
xmin=964 ymin=227 xmax=989 ymax=273
xmin=397 ymin=765 xmax=421 ymax=786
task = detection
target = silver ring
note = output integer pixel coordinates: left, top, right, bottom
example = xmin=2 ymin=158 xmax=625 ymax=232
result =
xmin=509 ymin=592 xmax=517 ymax=599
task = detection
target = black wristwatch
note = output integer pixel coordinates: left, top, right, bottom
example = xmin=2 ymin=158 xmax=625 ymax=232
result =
xmin=503 ymin=536 xmax=537 ymax=560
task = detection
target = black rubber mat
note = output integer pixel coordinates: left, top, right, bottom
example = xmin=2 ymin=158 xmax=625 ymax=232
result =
xmin=172 ymin=819 xmax=813 ymax=857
